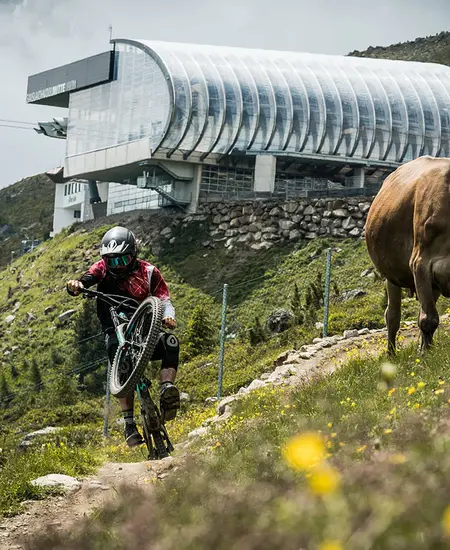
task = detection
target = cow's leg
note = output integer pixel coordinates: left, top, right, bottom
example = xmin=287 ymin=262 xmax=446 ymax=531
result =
xmin=412 ymin=260 xmax=439 ymax=352
xmin=385 ymin=280 xmax=402 ymax=355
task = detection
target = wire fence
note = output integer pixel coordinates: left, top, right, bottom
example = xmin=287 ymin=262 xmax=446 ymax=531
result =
xmin=213 ymin=246 xmax=336 ymax=397
xmin=1 ymin=331 xmax=107 ymax=405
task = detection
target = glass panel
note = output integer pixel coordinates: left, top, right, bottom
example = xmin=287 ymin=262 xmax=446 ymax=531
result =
xmin=166 ymin=49 xmax=208 ymax=154
xmin=207 ymin=51 xmax=242 ymax=154
xmin=240 ymin=53 xmax=276 ymax=151
xmin=66 ymin=44 xmax=171 ymax=158
xmin=426 ymin=71 xmax=450 ymax=157
xmin=187 ymin=50 xmax=225 ymax=154
xmin=337 ymin=62 xmax=375 ymax=158
xmin=375 ymin=69 xmax=408 ymax=161
xmin=287 ymin=56 xmax=326 ymax=154
xmin=324 ymin=60 xmax=359 ymax=157
xmin=221 ymin=52 xmax=259 ymax=152
xmin=263 ymin=58 xmax=293 ymax=151
xmin=409 ymin=72 xmax=440 ymax=157
xmin=273 ymin=57 xmax=309 ymax=153
xmin=307 ymin=59 xmax=343 ymax=155
xmin=391 ymin=71 xmax=424 ymax=162
xmin=354 ymin=64 xmax=392 ymax=160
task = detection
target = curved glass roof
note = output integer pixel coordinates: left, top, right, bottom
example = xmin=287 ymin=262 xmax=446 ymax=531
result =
xmin=112 ymin=39 xmax=450 ymax=163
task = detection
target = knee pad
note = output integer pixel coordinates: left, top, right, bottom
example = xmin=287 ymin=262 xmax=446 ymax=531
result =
xmin=160 ymin=333 xmax=180 ymax=370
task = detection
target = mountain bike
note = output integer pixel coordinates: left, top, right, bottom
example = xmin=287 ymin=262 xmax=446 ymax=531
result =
xmin=81 ymin=288 xmax=174 ymax=460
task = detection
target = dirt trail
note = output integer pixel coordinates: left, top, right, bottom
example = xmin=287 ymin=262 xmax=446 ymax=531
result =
xmin=0 ymin=324 xmax=428 ymax=550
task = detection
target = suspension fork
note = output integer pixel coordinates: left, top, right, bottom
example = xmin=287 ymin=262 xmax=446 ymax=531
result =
xmin=110 ymin=307 xmax=129 ymax=348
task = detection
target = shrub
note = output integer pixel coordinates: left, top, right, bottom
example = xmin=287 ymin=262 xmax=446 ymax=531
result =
xmin=183 ymin=303 xmax=217 ymax=359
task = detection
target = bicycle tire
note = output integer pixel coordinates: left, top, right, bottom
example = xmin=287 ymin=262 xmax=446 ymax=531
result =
xmin=110 ymin=296 xmax=163 ymax=397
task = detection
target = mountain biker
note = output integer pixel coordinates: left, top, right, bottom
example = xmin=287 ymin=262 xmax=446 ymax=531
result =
xmin=66 ymin=226 xmax=180 ymax=448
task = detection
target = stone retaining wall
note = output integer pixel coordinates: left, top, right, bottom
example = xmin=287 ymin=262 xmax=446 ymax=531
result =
xmin=179 ymin=196 xmax=375 ymax=250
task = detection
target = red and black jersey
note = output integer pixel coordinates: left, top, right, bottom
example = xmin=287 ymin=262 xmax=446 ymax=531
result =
xmin=76 ymin=259 xmax=175 ymax=330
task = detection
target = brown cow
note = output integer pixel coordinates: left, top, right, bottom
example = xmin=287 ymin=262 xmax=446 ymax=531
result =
xmin=365 ymin=156 xmax=450 ymax=354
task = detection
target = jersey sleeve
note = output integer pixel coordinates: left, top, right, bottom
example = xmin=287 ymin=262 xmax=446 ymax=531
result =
xmin=149 ymin=266 xmax=176 ymax=319
xmin=67 ymin=260 xmax=106 ymax=295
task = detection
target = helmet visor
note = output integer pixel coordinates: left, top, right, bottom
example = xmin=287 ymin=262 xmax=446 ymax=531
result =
xmin=104 ymin=254 xmax=133 ymax=270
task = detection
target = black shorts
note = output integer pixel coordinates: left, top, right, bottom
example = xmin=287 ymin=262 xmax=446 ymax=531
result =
xmin=105 ymin=331 xmax=179 ymax=370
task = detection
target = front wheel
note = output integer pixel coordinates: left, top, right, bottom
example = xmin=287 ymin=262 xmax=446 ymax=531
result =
xmin=110 ymin=296 xmax=163 ymax=398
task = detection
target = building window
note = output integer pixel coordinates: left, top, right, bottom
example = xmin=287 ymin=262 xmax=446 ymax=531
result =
xmin=73 ymin=210 xmax=81 ymax=219
xmin=64 ymin=184 xmax=68 ymax=196
xmin=200 ymin=165 xmax=254 ymax=198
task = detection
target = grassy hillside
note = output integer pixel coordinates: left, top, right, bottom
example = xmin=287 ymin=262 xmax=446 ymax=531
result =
xmin=349 ymin=30 xmax=450 ymax=66
xmin=3 ymin=206 xmax=450 ymax=516
xmin=0 ymin=174 xmax=54 ymax=267
xmin=29 ymin=331 xmax=450 ymax=549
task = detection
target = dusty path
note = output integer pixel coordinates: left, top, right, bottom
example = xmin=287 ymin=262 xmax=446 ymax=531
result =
xmin=0 ymin=322 xmax=433 ymax=549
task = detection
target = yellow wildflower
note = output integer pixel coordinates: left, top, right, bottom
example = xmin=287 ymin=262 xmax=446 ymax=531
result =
xmin=435 ymin=389 xmax=445 ymax=395
xmin=318 ymin=541 xmax=343 ymax=550
xmin=413 ymin=403 xmax=421 ymax=409
xmin=356 ymin=445 xmax=367 ymax=453
xmin=408 ymin=387 xmax=416 ymax=395
xmin=339 ymin=442 xmax=345 ymax=447
xmin=384 ymin=429 xmax=393 ymax=435
xmin=308 ymin=465 xmax=341 ymax=495
xmin=283 ymin=432 xmax=325 ymax=471
xmin=417 ymin=381 xmax=426 ymax=389
xmin=439 ymin=380 xmax=445 ymax=386
xmin=388 ymin=388 xmax=397 ymax=396
xmin=328 ymin=422 xmax=333 ymax=428
xmin=351 ymin=402 xmax=356 ymax=407
xmin=442 ymin=506 xmax=450 ymax=538
xmin=331 ymin=432 xmax=337 ymax=438
xmin=390 ymin=407 xmax=397 ymax=415
xmin=415 ymin=358 xmax=421 ymax=364
xmin=410 ymin=372 xmax=415 ymax=377
xmin=388 ymin=453 xmax=407 ymax=464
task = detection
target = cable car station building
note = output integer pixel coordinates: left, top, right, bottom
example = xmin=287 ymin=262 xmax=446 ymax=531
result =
xmin=27 ymin=39 xmax=450 ymax=233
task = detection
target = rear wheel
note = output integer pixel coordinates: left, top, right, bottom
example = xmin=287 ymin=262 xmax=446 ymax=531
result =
xmin=110 ymin=296 xmax=163 ymax=398
xmin=139 ymin=379 xmax=171 ymax=460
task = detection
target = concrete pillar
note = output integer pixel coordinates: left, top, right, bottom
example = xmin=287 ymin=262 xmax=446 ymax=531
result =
xmin=353 ymin=167 xmax=365 ymax=188
xmin=254 ymin=155 xmax=276 ymax=193
xmin=88 ymin=180 xmax=101 ymax=203
xmin=187 ymin=164 xmax=202 ymax=213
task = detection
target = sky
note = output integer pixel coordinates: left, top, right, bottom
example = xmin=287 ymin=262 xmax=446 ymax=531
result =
xmin=0 ymin=0 xmax=449 ymax=188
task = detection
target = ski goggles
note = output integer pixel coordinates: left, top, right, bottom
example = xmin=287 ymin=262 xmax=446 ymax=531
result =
xmin=104 ymin=254 xmax=133 ymax=269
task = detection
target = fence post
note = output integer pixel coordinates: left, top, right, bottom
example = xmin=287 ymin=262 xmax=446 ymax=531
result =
xmin=217 ymin=283 xmax=228 ymax=399
xmin=323 ymin=248 xmax=332 ymax=338
xmin=103 ymin=362 xmax=111 ymax=437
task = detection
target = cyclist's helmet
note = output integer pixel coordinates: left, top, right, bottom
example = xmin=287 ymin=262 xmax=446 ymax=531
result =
xmin=100 ymin=226 xmax=137 ymax=277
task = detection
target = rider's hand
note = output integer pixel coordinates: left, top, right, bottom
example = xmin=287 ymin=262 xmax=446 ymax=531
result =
xmin=67 ymin=280 xmax=84 ymax=296
xmin=162 ymin=316 xmax=176 ymax=330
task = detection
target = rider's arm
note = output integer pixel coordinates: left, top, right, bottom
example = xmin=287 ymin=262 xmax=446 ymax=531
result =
xmin=149 ymin=266 xmax=175 ymax=320
xmin=67 ymin=260 xmax=107 ymax=296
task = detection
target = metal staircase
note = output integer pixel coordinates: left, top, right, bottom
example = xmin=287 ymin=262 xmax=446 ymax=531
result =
xmin=137 ymin=164 xmax=192 ymax=211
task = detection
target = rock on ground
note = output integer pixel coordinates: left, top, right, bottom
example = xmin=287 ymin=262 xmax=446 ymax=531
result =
xmin=31 ymin=474 xmax=81 ymax=491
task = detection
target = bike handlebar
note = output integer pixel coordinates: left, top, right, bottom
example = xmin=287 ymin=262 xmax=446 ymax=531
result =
xmin=80 ymin=287 xmax=140 ymax=310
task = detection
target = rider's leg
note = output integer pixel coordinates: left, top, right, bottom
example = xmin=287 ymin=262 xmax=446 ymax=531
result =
xmin=105 ymin=331 xmax=143 ymax=446
xmin=152 ymin=333 xmax=181 ymax=421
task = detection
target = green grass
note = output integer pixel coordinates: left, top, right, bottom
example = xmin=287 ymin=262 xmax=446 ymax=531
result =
xmin=0 ymin=174 xmax=55 ymax=268
xmin=27 ymin=330 xmax=450 ymax=549
xmin=349 ymin=30 xmax=450 ymax=66
xmin=0 ymin=436 xmax=100 ymax=516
